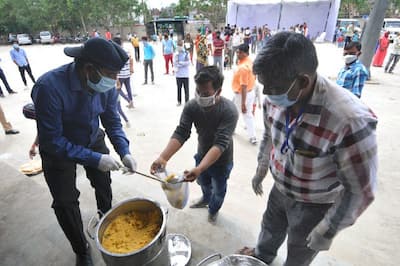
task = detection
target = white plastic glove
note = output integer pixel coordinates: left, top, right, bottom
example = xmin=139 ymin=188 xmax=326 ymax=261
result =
xmin=98 ymin=155 xmax=121 ymax=172
xmin=122 ymin=154 xmax=137 ymax=173
xmin=306 ymin=228 xmax=333 ymax=251
xmin=252 ymin=175 xmax=265 ymax=196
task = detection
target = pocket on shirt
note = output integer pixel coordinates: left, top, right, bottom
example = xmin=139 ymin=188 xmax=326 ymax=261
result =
xmin=289 ymin=151 xmax=335 ymax=180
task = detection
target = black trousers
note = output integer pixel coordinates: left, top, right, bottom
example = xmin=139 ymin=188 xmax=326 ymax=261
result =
xmin=0 ymin=67 xmax=12 ymax=94
xmin=134 ymin=46 xmax=140 ymax=62
xmin=144 ymin=60 xmax=154 ymax=83
xmin=176 ymin=77 xmax=189 ymax=103
xmin=41 ymin=130 xmax=112 ymax=255
xmin=18 ymin=64 xmax=36 ymax=85
xmin=344 ymin=36 xmax=352 ymax=48
xmin=385 ymin=53 xmax=400 ymax=73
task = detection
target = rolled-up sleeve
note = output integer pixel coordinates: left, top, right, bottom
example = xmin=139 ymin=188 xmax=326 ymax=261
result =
xmin=100 ymin=89 xmax=130 ymax=158
xmin=33 ymin=83 xmax=102 ymax=168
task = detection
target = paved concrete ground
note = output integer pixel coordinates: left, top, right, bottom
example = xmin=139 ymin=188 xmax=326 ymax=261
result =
xmin=0 ymin=41 xmax=398 ymax=266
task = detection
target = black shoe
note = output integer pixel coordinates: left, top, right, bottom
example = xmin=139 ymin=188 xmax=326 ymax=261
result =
xmin=5 ymin=129 xmax=19 ymax=135
xmin=8 ymin=90 xmax=17 ymax=94
xmin=189 ymin=197 xmax=209 ymax=208
xmin=76 ymin=244 xmax=93 ymax=266
xmin=208 ymin=212 xmax=218 ymax=224
xmin=76 ymin=253 xmax=93 ymax=266
xmin=0 ymin=94 xmax=4 ymax=98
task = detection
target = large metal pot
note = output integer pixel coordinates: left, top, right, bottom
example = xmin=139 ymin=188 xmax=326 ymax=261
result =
xmin=88 ymin=198 xmax=170 ymax=266
xmin=197 ymin=253 xmax=268 ymax=266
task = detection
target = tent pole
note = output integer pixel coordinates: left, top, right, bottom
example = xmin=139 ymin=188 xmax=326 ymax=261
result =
xmin=277 ymin=0 xmax=283 ymax=30
xmin=236 ymin=4 xmax=239 ymax=26
xmin=323 ymin=0 xmax=333 ymax=35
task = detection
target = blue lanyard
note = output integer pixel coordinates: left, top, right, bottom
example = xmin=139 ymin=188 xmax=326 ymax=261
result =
xmin=281 ymin=108 xmax=304 ymax=154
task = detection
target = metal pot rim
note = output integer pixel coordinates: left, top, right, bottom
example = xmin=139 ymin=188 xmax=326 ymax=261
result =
xmin=94 ymin=197 xmax=167 ymax=257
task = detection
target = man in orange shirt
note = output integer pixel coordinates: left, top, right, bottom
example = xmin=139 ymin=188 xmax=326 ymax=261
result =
xmin=232 ymin=44 xmax=257 ymax=144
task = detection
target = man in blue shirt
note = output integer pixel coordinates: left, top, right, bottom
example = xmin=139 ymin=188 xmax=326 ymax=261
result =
xmin=31 ymin=38 xmax=137 ymax=266
xmin=162 ymin=34 xmax=175 ymax=74
xmin=10 ymin=42 xmax=36 ymax=90
xmin=142 ymin=36 xmax=156 ymax=85
xmin=336 ymin=42 xmax=369 ymax=98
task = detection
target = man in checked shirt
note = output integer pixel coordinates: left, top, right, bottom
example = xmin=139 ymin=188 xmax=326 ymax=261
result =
xmin=238 ymin=32 xmax=377 ymax=265
xmin=336 ymin=41 xmax=369 ymax=98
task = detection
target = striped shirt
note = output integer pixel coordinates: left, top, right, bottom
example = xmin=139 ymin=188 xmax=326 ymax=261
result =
xmin=336 ymin=60 xmax=368 ymax=98
xmin=256 ymin=74 xmax=377 ymax=238
xmin=117 ymin=49 xmax=131 ymax=79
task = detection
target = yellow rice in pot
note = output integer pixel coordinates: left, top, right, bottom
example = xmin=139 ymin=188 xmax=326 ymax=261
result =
xmin=101 ymin=209 xmax=161 ymax=254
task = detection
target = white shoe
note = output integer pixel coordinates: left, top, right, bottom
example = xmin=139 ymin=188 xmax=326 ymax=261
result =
xmin=125 ymin=121 xmax=131 ymax=128
xmin=24 ymin=85 xmax=29 ymax=90
xmin=250 ymin=137 xmax=257 ymax=145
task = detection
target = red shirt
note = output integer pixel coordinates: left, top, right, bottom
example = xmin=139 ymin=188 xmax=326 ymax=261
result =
xmin=105 ymin=31 xmax=112 ymax=40
xmin=213 ymin=38 xmax=224 ymax=56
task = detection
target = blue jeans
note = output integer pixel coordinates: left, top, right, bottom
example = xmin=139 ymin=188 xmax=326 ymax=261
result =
xmin=194 ymin=154 xmax=233 ymax=215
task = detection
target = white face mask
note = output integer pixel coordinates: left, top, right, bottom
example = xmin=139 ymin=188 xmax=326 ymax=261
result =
xmin=195 ymin=90 xmax=218 ymax=108
xmin=344 ymin=54 xmax=357 ymax=65
xmin=177 ymin=46 xmax=184 ymax=52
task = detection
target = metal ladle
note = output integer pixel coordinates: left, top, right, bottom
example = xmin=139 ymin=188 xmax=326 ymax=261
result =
xmin=120 ymin=167 xmax=185 ymax=184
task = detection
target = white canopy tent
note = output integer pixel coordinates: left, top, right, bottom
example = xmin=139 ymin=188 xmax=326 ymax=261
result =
xmin=226 ymin=0 xmax=341 ymax=41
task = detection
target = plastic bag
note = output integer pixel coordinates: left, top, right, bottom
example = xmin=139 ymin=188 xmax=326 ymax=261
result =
xmin=155 ymin=170 xmax=189 ymax=209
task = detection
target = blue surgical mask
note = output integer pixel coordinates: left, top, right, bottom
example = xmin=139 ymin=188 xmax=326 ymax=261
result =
xmin=13 ymin=44 xmax=19 ymax=49
xmin=265 ymin=79 xmax=301 ymax=108
xmin=195 ymin=90 xmax=218 ymax=107
xmin=87 ymin=69 xmax=116 ymax=93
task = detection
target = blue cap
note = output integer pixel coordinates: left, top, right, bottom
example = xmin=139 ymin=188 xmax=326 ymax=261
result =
xmin=64 ymin=37 xmax=128 ymax=71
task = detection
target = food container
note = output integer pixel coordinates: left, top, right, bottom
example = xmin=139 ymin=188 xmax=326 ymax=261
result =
xmin=197 ymin=253 xmax=268 ymax=266
xmin=167 ymin=233 xmax=191 ymax=266
xmin=87 ymin=198 xmax=170 ymax=266
xmin=156 ymin=170 xmax=189 ymax=209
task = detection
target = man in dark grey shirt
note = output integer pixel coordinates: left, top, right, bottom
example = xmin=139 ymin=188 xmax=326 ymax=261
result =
xmin=151 ymin=66 xmax=238 ymax=224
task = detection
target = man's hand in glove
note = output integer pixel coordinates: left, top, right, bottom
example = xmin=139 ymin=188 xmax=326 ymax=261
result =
xmin=98 ymin=155 xmax=121 ymax=172
xmin=306 ymin=228 xmax=333 ymax=251
xmin=252 ymin=175 xmax=265 ymax=196
xmin=122 ymin=154 xmax=137 ymax=173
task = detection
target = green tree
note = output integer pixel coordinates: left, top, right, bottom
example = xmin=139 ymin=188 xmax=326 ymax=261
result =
xmin=0 ymin=0 xmax=146 ymax=37
xmin=173 ymin=0 xmax=227 ymax=27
